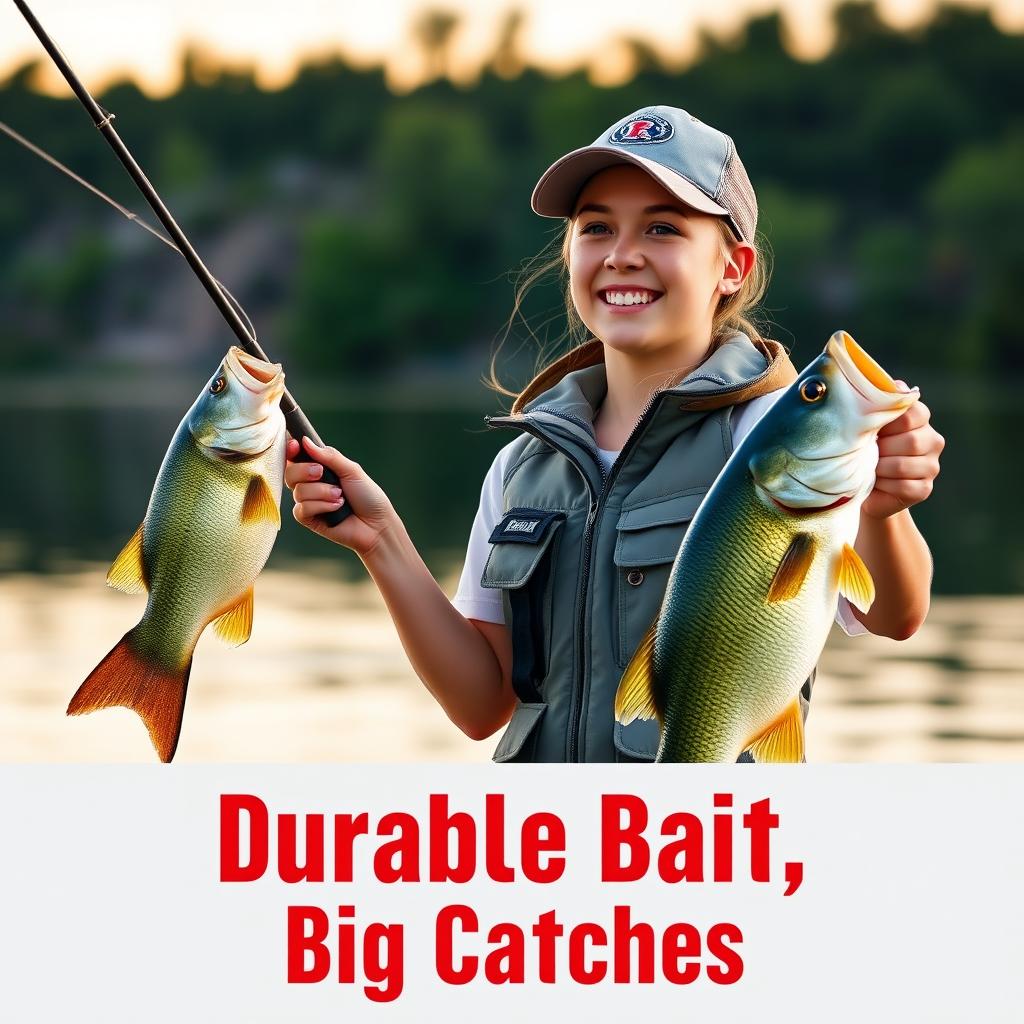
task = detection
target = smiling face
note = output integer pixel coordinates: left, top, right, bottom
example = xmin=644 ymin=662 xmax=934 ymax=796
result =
xmin=568 ymin=164 xmax=752 ymax=370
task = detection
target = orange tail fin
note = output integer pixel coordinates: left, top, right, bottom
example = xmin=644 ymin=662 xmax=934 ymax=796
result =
xmin=67 ymin=629 xmax=192 ymax=763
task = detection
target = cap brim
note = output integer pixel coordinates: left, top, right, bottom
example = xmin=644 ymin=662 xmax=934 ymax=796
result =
xmin=531 ymin=146 xmax=731 ymax=225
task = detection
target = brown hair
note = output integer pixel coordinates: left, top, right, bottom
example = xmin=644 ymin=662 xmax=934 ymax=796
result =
xmin=488 ymin=215 xmax=772 ymax=402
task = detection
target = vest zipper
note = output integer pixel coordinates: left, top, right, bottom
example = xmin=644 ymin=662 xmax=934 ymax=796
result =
xmin=565 ymin=396 xmax=658 ymax=761
xmin=491 ymin=358 xmax=776 ymax=762
xmin=565 ymin=367 xmax=774 ymax=761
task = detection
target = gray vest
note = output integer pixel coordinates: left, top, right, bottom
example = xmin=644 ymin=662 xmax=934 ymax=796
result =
xmin=481 ymin=333 xmax=804 ymax=762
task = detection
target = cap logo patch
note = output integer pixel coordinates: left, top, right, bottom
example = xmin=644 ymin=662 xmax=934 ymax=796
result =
xmin=610 ymin=113 xmax=674 ymax=146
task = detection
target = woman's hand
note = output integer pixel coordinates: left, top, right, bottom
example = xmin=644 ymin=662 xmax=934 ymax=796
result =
xmin=285 ymin=435 xmax=398 ymax=558
xmin=861 ymin=383 xmax=945 ymax=521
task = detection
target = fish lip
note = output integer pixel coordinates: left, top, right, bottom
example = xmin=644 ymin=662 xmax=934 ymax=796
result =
xmin=204 ymin=440 xmax=277 ymax=461
xmin=225 ymin=359 xmax=262 ymax=395
xmin=784 ymin=469 xmax=851 ymax=498
xmin=217 ymin=414 xmax=271 ymax=434
xmin=827 ymin=331 xmax=918 ymax=408
xmin=226 ymin=347 xmax=284 ymax=396
xmin=770 ymin=493 xmax=853 ymax=515
xmin=795 ymin=446 xmax=861 ymax=463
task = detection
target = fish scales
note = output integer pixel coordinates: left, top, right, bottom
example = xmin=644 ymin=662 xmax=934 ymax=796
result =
xmin=616 ymin=332 xmax=918 ymax=762
xmin=656 ymin=492 xmax=822 ymax=760
xmin=139 ymin=429 xmax=280 ymax=666
xmin=67 ymin=347 xmax=287 ymax=761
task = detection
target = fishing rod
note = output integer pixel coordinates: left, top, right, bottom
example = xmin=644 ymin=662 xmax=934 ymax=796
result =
xmin=10 ymin=0 xmax=352 ymax=525
xmin=0 ymin=118 xmax=263 ymax=345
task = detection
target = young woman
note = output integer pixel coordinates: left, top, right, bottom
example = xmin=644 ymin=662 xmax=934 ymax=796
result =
xmin=285 ymin=106 xmax=944 ymax=762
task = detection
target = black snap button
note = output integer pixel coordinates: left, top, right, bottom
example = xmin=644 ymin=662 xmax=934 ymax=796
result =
xmin=626 ymin=569 xmax=644 ymax=586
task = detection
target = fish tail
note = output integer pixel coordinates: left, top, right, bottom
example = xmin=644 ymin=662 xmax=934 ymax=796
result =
xmin=67 ymin=628 xmax=192 ymax=763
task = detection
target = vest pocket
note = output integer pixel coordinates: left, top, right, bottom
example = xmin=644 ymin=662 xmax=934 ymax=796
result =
xmin=492 ymin=702 xmax=547 ymax=762
xmin=613 ymin=719 xmax=661 ymax=762
xmin=613 ymin=489 xmax=706 ymax=669
xmin=481 ymin=510 xmax=565 ymax=704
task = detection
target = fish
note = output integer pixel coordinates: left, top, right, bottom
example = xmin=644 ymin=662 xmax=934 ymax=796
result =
xmin=614 ymin=330 xmax=919 ymax=762
xmin=67 ymin=346 xmax=287 ymax=762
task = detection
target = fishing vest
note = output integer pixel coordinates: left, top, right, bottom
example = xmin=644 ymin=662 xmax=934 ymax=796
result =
xmin=482 ymin=332 xmax=805 ymax=763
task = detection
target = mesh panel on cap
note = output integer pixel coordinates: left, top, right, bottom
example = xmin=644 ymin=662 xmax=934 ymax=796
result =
xmin=719 ymin=150 xmax=757 ymax=241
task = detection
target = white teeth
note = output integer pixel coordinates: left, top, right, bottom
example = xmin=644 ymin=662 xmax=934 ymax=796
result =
xmin=605 ymin=290 xmax=654 ymax=305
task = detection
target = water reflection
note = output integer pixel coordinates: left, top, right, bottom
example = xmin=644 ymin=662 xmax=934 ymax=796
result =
xmin=2 ymin=566 xmax=1021 ymax=762
xmin=1 ymin=376 xmax=1021 ymax=761
xmin=813 ymin=597 xmax=1023 ymax=761
xmin=1 ymin=374 xmax=1022 ymax=593
xmin=0 ymin=389 xmax=507 ymax=578
xmin=1 ymin=564 xmax=486 ymax=762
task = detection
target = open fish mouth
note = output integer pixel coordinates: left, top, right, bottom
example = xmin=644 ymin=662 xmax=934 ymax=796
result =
xmin=226 ymin=346 xmax=284 ymax=400
xmin=826 ymin=331 xmax=918 ymax=411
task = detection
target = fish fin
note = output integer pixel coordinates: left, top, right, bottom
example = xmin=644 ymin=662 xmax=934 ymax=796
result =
xmin=746 ymin=696 xmax=805 ymax=763
xmin=212 ymin=587 xmax=254 ymax=647
xmin=836 ymin=542 xmax=875 ymax=613
xmin=766 ymin=532 xmax=816 ymax=604
xmin=615 ymin=621 xmax=661 ymax=725
xmin=106 ymin=523 xmax=148 ymax=595
xmin=241 ymin=474 xmax=280 ymax=529
xmin=67 ymin=628 xmax=191 ymax=763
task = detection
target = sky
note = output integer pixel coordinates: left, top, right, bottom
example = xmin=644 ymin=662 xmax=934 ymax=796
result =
xmin=0 ymin=0 xmax=1022 ymax=95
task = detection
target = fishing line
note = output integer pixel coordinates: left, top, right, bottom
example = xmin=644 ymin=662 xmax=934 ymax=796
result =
xmin=0 ymin=118 xmax=260 ymax=348
xmin=11 ymin=0 xmax=351 ymax=525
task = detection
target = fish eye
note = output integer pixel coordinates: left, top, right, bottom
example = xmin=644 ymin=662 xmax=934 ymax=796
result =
xmin=210 ymin=376 xmax=227 ymax=395
xmin=800 ymin=378 xmax=827 ymax=403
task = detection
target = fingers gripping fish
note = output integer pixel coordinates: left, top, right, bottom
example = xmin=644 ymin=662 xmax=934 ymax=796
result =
xmin=67 ymin=347 xmax=287 ymax=761
xmin=615 ymin=331 xmax=919 ymax=763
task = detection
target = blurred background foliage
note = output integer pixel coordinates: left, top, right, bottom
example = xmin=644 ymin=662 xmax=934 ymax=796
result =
xmin=0 ymin=0 xmax=1020 ymax=385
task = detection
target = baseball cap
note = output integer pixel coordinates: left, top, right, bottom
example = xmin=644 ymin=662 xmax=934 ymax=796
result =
xmin=531 ymin=105 xmax=757 ymax=242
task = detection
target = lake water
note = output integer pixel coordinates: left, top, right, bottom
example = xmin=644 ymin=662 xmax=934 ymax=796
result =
xmin=1 ymin=375 xmax=1021 ymax=762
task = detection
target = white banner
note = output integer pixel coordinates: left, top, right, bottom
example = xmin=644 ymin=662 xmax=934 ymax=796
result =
xmin=1 ymin=765 xmax=1020 ymax=1022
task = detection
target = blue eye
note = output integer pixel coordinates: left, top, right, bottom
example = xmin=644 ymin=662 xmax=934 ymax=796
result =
xmin=580 ymin=222 xmax=608 ymax=235
xmin=650 ymin=223 xmax=679 ymax=235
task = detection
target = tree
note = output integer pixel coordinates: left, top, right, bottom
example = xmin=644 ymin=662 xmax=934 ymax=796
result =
xmin=410 ymin=9 xmax=461 ymax=82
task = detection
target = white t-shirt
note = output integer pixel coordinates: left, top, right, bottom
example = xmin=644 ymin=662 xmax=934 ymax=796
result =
xmin=452 ymin=389 xmax=868 ymax=636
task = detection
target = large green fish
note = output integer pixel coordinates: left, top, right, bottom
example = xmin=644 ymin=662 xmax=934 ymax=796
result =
xmin=68 ymin=346 xmax=287 ymax=762
xmin=615 ymin=331 xmax=919 ymax=762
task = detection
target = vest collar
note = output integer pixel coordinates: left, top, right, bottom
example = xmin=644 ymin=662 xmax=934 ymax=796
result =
xmin=511 ymin=333 xmax=797 ymax=420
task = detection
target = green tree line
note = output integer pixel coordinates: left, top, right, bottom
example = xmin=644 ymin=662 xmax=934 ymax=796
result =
xmin=0 ymin=1 xmax=1021 ymax=380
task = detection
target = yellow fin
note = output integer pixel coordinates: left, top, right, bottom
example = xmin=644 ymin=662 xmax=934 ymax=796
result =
xmin=106 ymin=523 xmax=148 ymax=595
xmin=766 ymin=532 xmax=816 ymax=604
xmin=836 ymin=542 xmax=875 ymax=613
xmin=746 ymin=696 xmax=805 ymax=763
xmin=241 ymin=474 xmax=280 ymax=529
xmin=212 ymin=586 xmax=254 ymax=646
xmin=615 ymin=621 xmax=660 ymax=725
